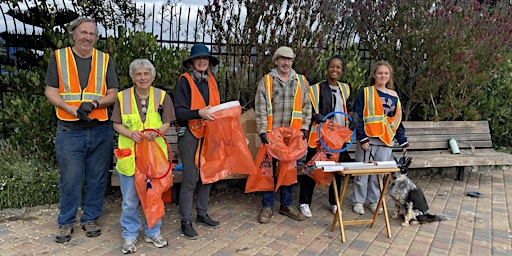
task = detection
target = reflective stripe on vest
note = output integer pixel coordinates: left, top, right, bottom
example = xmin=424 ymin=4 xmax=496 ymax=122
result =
xmin=362 ymin=86 xmax=402 ymax=146
xmin=307 ymin=82 xmax=350 ymax=148
xmin=55 ymin=47 xmax=108 ymax=121
xmin=179 ymin=72 xmax=220 ymax=138
xmin=264 ymin=74 xmax=304 ymax=132
xmin=116 ymin=86 xmax=167 ymax=176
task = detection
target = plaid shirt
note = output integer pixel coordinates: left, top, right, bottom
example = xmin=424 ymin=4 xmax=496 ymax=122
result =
xmin=255 ymin=68 xmax=312 ymax=134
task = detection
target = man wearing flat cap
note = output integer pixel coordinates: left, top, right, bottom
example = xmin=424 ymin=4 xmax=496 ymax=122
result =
xmin=254 ymin=46 xmax=312 ymax=223
xmin=173 ymin=43 xmax=221 ymax=239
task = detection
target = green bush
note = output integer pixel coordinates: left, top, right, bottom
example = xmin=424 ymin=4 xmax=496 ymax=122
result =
xmin=0 ymin=140 xmax=59 ymax=209
xmin=0 ymin=93 xmax=56 ymax=162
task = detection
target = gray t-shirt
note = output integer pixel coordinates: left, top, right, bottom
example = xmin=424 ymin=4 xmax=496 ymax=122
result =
xmin=329 ymin=85 xmax=346 ymax=126
xmin=45 ymin=48 xmax=119 ymax=129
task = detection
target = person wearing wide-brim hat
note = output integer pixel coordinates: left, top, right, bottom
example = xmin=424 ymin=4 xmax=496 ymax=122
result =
xmin=173 ymin=43 xmax=221 ymax=240
xmin=182 ymin=43 xmax=220 ymax=69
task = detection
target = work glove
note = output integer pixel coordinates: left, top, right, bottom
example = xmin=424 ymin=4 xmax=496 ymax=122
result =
xmin=78 ymin=102 xmax=96 ymax=115
xmin=314 ymin=114 xmax=325 ymax=124
xmin=259 ymin=133 xmax=269 ymax=144
xmin=301 ymin=129 xmax=308 ymax=140
xmin=77 ymin=108 xmax=93 ymax=122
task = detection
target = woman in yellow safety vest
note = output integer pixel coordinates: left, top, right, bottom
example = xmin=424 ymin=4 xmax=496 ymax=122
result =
xmin=298 ymin=55 xmax=353 ymax=218
xmin=352 ymin=60 xmax=409 ymax=215
xmin=111 ymin=59 xmax=175 ymax=254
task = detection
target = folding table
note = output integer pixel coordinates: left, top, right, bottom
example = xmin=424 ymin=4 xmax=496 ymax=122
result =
xmin=315 ymin=161 xmax=399 ymax=243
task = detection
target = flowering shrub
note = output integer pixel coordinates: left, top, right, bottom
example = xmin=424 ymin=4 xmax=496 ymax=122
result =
xmin=352 ymin=0 xmax=512 ymax=122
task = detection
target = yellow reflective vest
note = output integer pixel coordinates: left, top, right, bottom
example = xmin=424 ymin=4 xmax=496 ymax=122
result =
xmin=307 ymin=82 xmax=350 ymax=148
xmin=116 ymin=86 xmax=167 ymax=176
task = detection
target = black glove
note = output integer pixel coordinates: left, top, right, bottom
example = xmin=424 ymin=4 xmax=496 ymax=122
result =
xmin=314 ymin=114 xmax=325 ymax=124
xmin=78 ymin=102 xmax=96 ymax=115
xmin=77 ymin=108 xmax=93 ymax=122
xmin=259 ymin=133 xmax=269 ymax=144
xmin=301 ymin=129 xmax=308 ymax=140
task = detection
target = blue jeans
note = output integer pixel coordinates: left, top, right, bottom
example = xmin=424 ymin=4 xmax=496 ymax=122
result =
xmin=261 ymin=158 xmax=294 ymax=207
xmin=55 ymin=122 xmax=113 ymax=226
xmin=262 ymin=185 xmax=294 ymax=207
xmin=118 ymin=173 xmax=161 ymax=239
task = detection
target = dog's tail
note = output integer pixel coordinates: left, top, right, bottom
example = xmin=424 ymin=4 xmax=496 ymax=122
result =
xmin=417 ymin=214 xmax=447 ymax=224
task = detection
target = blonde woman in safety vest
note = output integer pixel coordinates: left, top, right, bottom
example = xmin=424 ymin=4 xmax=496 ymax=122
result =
xmin=352 ymin=60 xmax=409 ymax=215
xmin=298 ymin=55 xmax=353 ymax=218
xmin=44 ymin=17 xmax=119 ymax=244
xmin=111 ymin=59 xmax=175 ymax=253
xmin=254 ymin=46 xmax=312 ymax=224
xmin=173 ymin=43 xmax=221 ymax=240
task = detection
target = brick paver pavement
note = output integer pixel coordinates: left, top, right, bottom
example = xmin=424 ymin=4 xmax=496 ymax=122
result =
xmin=1 ymin=167 xmax=511 ymax=255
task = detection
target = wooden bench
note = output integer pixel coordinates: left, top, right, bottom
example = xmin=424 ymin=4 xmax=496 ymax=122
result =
xmin=392 ymin=121 xmax=512 ymax=180
xmin=111 ymin=120 xmax=512 ymax=185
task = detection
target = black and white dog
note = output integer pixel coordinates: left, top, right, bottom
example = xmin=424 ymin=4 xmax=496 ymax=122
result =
xmin=389 ymin=155 xmax=447 ymax=226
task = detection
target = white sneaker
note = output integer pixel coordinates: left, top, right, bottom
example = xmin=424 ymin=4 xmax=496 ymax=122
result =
xmin=330 ymin=205 xmax=338 ymax=214
xmin=353 ymin=203 xmax=365 ymax=215
xmin=299 ymin=204 xmax=312 ymax=218
xmin=369 ymin=203 xmax=383 ymax=215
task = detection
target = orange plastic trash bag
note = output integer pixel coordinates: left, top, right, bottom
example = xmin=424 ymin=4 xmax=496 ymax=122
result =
xmin=199 ymin=101 xmax=258 ymax=184
xmin=303 ymin=147 xmax=339 ymax=187
xmin=244 ymin=144 xmax=274 ymax=192
xmin=305 ymin=120 xmax=352 ymax=186
xmin=245 ymin=127 xmax=307 ymax=193
xmin=134 ymin=129 xmax=173 ymax=229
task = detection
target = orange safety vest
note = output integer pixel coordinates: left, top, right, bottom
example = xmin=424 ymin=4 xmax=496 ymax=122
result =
xmin=54 ymin=47 xmax=109 ymax=121
xmin=179 ymin=72 xmax=220 ymax=138
xmin=264 ymin=74 xmax=305 ymax=132
xmin=307 ymin=82 xmax=350 ymax=148
xmin=362 ymin=86 xmax=402 ymax=146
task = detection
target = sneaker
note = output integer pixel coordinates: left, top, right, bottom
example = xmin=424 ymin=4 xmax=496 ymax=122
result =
xmin=353 ymin=203 xmax=365 ymax=215
xmin=258 ymin=207 xmax=273 ymax=223
xmin=144 ymin=234 xmax=168 ymax=248
xmin=81 ymin=221 xmax=101 ymax=237
xmin=55 ymin=225 xmax=73 ymax=243
xmin=121 ymin=238 xmax=137 ymax=254
xmin=330 ymin=205 xmax=338 ymax=215
xmin=181 ymin=221 xmax=198 ymax=240
xmin=279 ymin=205 xmax=306 ymax=221
xmin=196 ymin=214 xmax=220 ymax=228
xmin=299 ymin=204 xmax=312 ymax=218
xmin=369 ymin=203 xmax=383 ymax=215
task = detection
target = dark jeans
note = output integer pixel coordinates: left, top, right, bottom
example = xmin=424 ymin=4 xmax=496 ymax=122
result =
xmin=261 ymin=158 xmax=294 ymax=207
xmin=55 ymin=122 xmax=113 ymax=226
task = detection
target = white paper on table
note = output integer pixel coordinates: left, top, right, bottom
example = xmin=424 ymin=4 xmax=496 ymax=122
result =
xmin=314 ymin=161 xmax=397 ymax=171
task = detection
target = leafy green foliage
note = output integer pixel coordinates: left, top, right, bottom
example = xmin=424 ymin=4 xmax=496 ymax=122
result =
xmin=96 ymin=29 xmax=189 ymax=92
xmin=0 ymin=140 xmax=59 ymax=209
xmin=476 ymin=59 xmax=512 ymax=149
xmin=0 ymin=93 xmax=56 ymax=161
xmin=352 ymin=0 xmax=512 ymax=122
xmin=313 ymin=44 xmax=368 ymax=101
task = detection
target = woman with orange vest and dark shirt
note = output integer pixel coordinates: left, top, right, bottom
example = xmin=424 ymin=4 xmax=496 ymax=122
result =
xmin=298 ymin=55 xmax=353 ymax=218
xmin=173 ymin=43 xmax=221 ymax=240
xmin=352 ymin=60 xmax=408 ymax=215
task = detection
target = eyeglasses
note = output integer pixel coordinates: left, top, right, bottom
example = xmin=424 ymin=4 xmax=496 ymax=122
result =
xmin=141 ymin=99 xmax=147 ymax=114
